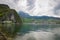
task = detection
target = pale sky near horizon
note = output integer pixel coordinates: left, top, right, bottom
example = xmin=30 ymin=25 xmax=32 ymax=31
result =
xmin=0 ymin=0 xmax=60 ymax=17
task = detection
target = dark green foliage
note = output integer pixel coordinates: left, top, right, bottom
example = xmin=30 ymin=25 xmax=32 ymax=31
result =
xmin=0 ymin=4 xmax=10 ymax=21
xmin=0 ymin=4 xmax=10 ymax=13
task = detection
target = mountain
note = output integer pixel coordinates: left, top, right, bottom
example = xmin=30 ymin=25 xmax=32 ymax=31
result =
xmin=19 ymin=11 xmax=60 ymax=24
xmin=0 ymin=4 xmax=22 ymax=37
xmin=19 ymin=11 xmax=30 ymax=18
xmin=19 ymin=11 xmax=60 ymax=20
xmin=31 ymin=16 xmax=60 ymax=20
xmin=0 ymin=4 xmax=22 ymax=24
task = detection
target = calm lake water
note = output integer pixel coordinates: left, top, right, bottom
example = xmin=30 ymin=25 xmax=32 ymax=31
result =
xmin=14 ymin=24 xmax=60 ymax=40
xmin=1 ymin=23 xmax=60 ymax=40
xmin=19 ymin=24 xmax=60 ymax=34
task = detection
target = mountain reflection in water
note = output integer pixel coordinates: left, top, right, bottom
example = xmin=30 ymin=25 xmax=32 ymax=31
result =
xmin=14 ymin=24 xmax=60 ymax=40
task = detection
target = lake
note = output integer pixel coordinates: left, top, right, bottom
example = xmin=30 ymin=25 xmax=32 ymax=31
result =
xmin=14 ymin=24 xmax=60 ymax=40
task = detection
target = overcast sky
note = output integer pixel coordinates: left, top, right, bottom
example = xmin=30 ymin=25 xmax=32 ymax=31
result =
xmin=0 ymin=0 xmax=60 ymax=17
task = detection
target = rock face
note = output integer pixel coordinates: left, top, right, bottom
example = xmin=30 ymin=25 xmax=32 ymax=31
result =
xmin=0 ymin=4 xmax=22 ymax=40
xmin=0 ymin=4 xmax=9 ymax=22
xmin=0 ymin=4 xmax=22 ymax=24
xmin=0 ymin=4 xmax=9 ymax=12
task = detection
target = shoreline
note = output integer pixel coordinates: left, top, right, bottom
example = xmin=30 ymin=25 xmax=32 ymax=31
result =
xmin=23 ymin=23 xmax=60 ymax=25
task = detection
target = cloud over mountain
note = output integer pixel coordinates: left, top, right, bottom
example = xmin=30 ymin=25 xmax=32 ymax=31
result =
xmin=0 ymin=0 xmax=60 ymax=17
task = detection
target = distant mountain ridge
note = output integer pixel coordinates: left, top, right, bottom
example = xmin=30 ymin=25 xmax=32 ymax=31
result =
xmin=19 ymin=11 xmax=30 ymax=18
xmin=19 ymin=11 xmax=60 ymax=20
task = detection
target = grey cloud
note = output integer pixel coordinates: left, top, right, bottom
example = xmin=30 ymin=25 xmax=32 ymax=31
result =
xmin=54 ymin=4 xmax=60 ymax=15
xmin=27 ymin=0 xmax=35 ymax=6
xmin=0 ymin=0 xmax=60 ymax=17
xmin=27 ymin=0 xmax=35 ymax=10
xmin=53 ymin=0 xmax=60 ymax=15
xmin=12 ymin=0 xmax=19 ymax=3
xmin=0 ymin=0 xmax=18 ymax=10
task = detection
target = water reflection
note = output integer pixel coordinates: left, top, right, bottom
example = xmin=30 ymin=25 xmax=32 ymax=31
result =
xmin=0 ymin=23 xmax=21 ymax=37
xmin=15 ymin=24 xmax=60 ymax=40
xmin=0 ymin=23 xmax=60 ymax=40
xmin=3 ymin=23 xmax=15 ymax=34
xmin=19 ymin=24 xmax=60 ymax=34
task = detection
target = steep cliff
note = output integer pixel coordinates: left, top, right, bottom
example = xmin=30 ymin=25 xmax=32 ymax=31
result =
xmin=0 ymin=4 xmax=22 ymax=38
xmin=0 ymin=4 xmax=22 ymax=24
xmin=0 ymin=4 xmax=10 ymax=21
